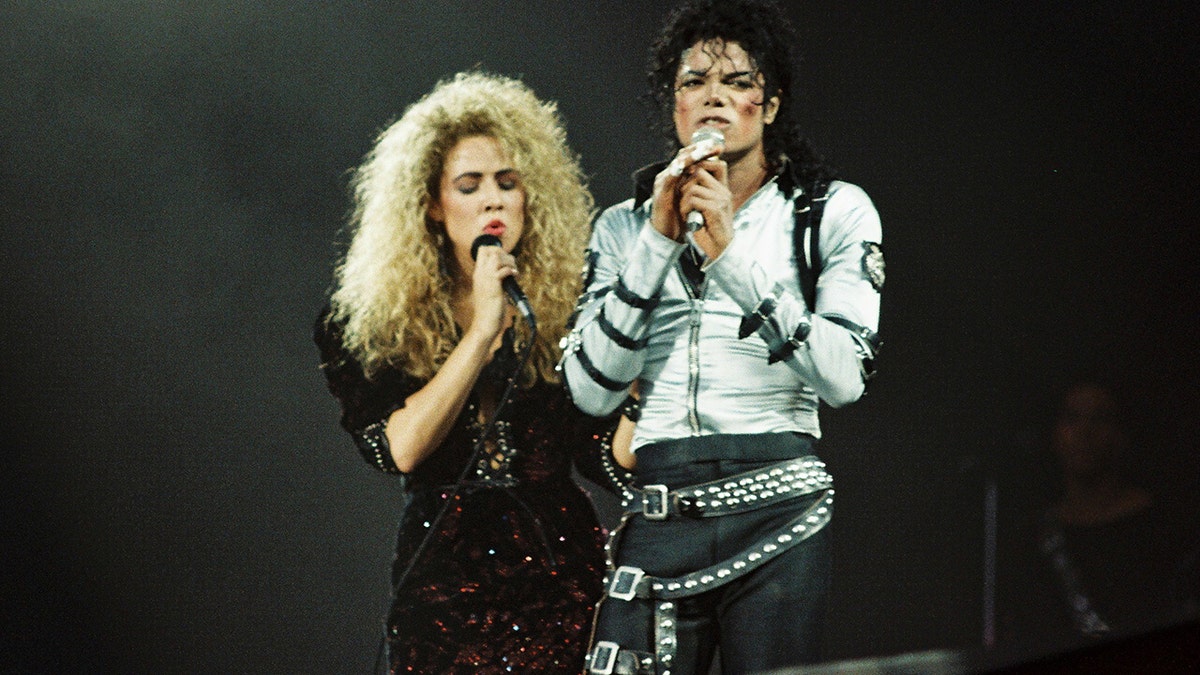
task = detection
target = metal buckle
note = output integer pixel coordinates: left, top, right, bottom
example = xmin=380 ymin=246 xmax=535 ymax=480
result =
xmin=608 ymin=565 xmax=645 ymax=601
xmin=588 ymin=641 xmax=620 ymax=675
xmin=642 ymin=484 xmax=669 ymax=520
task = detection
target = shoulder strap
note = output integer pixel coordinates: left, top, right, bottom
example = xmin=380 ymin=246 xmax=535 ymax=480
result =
xmin=793 ymin=180 xmax=830 ymax=311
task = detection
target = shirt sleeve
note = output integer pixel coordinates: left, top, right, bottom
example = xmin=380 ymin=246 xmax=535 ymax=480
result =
xmin=560 ymin=201 xmax=686 ymax=416
xmin=703 ymin=181 xmax=883 ymax=408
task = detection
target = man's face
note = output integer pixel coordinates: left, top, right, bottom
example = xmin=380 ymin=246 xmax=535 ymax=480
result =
xmin=672 ymin=39 xmax=779 ymax=160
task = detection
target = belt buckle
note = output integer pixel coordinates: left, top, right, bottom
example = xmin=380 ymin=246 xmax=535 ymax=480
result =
xmin=608 ymin=565 xmax=645 ymax=601
xmin=587 ymin=641 xmax=620 ymax=675
xmin=642 ymin=484 xmax=669 ymax=520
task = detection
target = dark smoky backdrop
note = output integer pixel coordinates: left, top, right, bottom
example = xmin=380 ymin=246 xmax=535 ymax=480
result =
xmin=2 ymin=2 xmax=1197 ymax=673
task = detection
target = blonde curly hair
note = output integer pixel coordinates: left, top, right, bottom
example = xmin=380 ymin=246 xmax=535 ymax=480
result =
xmin=328 ymin=71 xmax=594 ymax=384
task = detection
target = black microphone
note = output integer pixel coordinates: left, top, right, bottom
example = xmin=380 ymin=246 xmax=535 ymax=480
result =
xmin=684 ymin=127 xmax=725 ymax=232
xmin=470 ymin=234 xmax=535 ymax=325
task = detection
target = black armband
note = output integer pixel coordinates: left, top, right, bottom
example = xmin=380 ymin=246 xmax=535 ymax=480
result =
xmin=613 ymin=276 xmax=660 ymax=310
xmin=598 ymin=307 xmax=649 ymax=350
xmin=821 ymin=314 xmax=881 ymax=382
xmin=821 ymin=314 xmax=882 ymax=356
xmin=575 ymin=344 xmax=636 ymax=392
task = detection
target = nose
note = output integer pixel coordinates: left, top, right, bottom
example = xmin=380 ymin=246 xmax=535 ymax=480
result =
xmin=482 ymin=179 xmax=504 ymax=210
xmin=703 ymin=78 xmax=726 ymax=105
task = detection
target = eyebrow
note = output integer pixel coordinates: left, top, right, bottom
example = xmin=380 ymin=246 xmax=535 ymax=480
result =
xmin=451 ymin=168 xmax=518 ymax=182
xmin=678 ymin=67 xmax=756 ymax=79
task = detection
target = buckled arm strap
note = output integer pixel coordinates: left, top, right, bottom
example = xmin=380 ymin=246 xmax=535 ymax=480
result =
xmin=738 ymin=295 xmax=779 ymax=339
xmin=821 ymin=314 xmax=882 ymax=355
xmin=767 ymin=315 xmax=813 ymax=364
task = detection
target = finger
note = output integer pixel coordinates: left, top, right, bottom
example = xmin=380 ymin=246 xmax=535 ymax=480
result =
xmin=706 ymin=158 xmax=728 ymax=184
xmin=477 ymin=246 xmax=516 ymax=269
xmin=688 ymin=139 xmax=723 ymax=163
xmin=665 ymin=140 xmax=720 ymax=180
xmin=473 ymin=246 xmax=499 ymax=273
xmin=689 ymin=159 xmax=727 ymax=185
xmin=680 ymin=173 xmax=720 ymax=203
xmin=678 ymin=190 xmax=715 ymax=220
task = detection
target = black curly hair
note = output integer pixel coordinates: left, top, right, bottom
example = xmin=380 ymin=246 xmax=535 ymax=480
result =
xmin=647 ymin=0 xmax=836 ymax=185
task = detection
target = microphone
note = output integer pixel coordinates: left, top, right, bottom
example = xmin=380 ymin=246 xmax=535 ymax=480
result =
xmin=470 ymin=234 xmax=535 ymax=325
xmin=684 ymin=127 xmax=725 ymax=232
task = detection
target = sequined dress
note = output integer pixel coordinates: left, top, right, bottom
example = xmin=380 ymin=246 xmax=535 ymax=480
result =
xmin=315 ymin=314 xmax=608 ymax=674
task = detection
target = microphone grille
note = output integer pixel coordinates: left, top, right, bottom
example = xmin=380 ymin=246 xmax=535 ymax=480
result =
xmin=470 ymin=234 xmax=502 ymax=261
xmin=690 ymin=126 xmax=725 ymax=146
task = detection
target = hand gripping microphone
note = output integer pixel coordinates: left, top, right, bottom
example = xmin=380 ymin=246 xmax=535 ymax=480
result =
xmin=470 ymin=234 xmax=535 ymax=326
xmin=684 ymin=126 xmax=725 ymax=232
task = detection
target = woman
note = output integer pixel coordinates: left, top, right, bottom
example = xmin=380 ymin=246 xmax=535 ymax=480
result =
xmin=314 ymin=72 xmax=608 ymax=674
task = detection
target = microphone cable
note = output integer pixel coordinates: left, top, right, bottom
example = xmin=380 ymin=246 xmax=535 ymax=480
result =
xmin=372 ymin=318 xmax=536 ymax=675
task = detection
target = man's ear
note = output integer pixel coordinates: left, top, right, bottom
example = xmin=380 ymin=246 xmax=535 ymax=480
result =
xmin=764 ymin=92 xmax=781 ymax=125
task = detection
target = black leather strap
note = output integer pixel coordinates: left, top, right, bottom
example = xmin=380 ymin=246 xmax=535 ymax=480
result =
xmin=738 ymin=295 xmax=779 ymax=339
xmin=793 ymin=180 xmax=830 ymax=312
xmin=603 ymin=489 xmax=834 ymax=602
xmin=613 ymin=276 xmax=660 ymax=310
xmin=767 ymin=317 xmax=813 ymax=364
xmin=821 ymin=314 xmax=882 ymax=355
xmin=598 ymin=307 xmax=648 ymax=350
xmin=575 ymin=344 xmax=634 ymax=392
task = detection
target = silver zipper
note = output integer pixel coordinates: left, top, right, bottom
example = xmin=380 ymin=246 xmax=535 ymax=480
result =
xmin=687 ymin=298 xmax=703 ymax=434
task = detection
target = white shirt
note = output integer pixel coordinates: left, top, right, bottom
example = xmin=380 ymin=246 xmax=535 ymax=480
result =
xmin=562 ymin=171 xmax=882 ymax=452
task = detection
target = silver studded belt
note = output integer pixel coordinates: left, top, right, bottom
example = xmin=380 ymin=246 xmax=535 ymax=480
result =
xmin=589 ymin=487 xmax=834 ymax=674
xmin=621 ymin=456 xmax=831 ymax=520
xmin=604 ymin=488 xmax=833 ymax=601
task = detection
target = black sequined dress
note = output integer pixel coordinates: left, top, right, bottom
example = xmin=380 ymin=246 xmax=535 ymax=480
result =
xmin=315 ymin=314 xmax=608 ymax=674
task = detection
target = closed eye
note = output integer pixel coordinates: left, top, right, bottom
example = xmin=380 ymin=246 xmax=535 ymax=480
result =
xmin=496 ymin=170 xmax=521 ymax=190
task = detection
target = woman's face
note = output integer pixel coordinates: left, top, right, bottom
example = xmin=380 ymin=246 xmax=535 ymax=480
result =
xmin=429 ymin=135 xmax=525 ymax=276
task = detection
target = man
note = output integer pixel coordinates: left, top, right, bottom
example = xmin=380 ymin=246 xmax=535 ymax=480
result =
xmin=561 ymin=0 xmax=883 ymax=672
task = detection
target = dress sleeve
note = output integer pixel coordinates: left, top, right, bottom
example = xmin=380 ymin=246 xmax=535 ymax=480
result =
xmin=313 ymin=308 xmax=417 ymax=475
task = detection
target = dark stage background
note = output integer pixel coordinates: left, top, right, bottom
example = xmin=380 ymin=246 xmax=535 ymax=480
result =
xmin=3 ymin=2 xmax=1197 ymax=673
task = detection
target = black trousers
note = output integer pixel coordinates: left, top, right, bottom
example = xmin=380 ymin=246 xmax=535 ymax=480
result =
xmin=592 ymin=433 xmax=832 ymax=675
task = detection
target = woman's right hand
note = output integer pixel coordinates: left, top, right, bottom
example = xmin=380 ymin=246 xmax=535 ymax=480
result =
xmin=465 ymin=243 xmax=518 ymax=343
